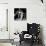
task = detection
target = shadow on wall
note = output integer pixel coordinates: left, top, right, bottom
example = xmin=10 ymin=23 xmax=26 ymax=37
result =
xmin=40 ymin=25 xmax=45 ymax=46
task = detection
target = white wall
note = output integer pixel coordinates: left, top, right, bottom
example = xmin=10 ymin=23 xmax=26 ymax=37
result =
xmin=0 ymin=0 xmax=8 ymax=3
xmin=0 ymin=4 xmax=9 ymax=39
xmin=8 ymin=0 xmax=46 ymax=45
xmin=8 ymin=0 xmax=46 ymax=46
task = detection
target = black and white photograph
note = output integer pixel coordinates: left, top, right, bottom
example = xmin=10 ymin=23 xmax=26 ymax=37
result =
xmin=14 ymin=8 xmax=26 ymax=21
xmin=0 ymin=0 xmax=46 ymax=46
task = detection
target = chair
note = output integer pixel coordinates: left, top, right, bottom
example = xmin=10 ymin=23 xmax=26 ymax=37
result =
xmin=19 ymin=23 xmax=40 ymax=45
xmin=27 ymin=23 xmax=40 ymax=43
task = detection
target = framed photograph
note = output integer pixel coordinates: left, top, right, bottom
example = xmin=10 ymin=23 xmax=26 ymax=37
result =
xmin=14 ymin=8 xmax=27 ymax=21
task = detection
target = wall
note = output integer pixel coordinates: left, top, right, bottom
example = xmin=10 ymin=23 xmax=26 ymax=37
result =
xmin=8 ymin=0 xmax=46 ymax=46
xmin=0 ymin=0 xmax=14 ymax=46
xmin=0 ymin=4 xmax=9 ymax=39
xmin=0 ymin=0 xmax=8 ymax=3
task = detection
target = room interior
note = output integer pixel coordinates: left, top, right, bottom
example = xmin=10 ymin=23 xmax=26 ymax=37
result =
xmin=0 ymin=0 xmax=46 ymax=46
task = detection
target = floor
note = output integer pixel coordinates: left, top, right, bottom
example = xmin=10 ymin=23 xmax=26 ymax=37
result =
xmin=0 ymin=42 xmax=43 ymax=46
xmin=19 ymin=41 xmax=43 ymax=46
xmin=0 ymin=43 xmax=13 ymax=46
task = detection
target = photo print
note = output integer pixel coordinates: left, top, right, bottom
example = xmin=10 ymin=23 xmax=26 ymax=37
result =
xmin=14 ymin=8 xmax=26 ymax=21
